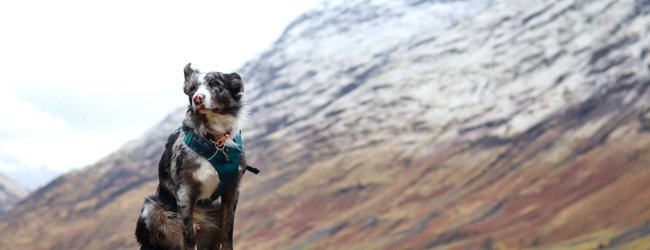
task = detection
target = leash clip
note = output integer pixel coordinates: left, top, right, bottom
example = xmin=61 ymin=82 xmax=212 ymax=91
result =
xmin=209 ymin=128 xmax=234 ymax=161
xmin=210 ymin=138 xmax=230 ymax=162
xmin=211 ymin=137 xmax=227 ymax=151
xmin=210 ymin=128 xmax=232 ymax=150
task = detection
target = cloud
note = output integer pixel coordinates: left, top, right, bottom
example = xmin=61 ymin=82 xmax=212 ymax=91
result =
xmin=0 ymin=0 xmax=323 ymax=189
xmin=0 ymin=86 xmax=70 ymax=140
xmin=0 ymin=87 xmax=137 ymax=173
xmin=0 ymin=86 xmax=140 ymax=173
xmin=0 ymin=128 xmax=140 ymax=172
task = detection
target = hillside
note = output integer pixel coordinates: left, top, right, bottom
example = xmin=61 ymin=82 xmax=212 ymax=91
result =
xmin=1 ymin=0 xmax=650 ymax=249
xmin=0 ymin=172 xmax=28 ymax=216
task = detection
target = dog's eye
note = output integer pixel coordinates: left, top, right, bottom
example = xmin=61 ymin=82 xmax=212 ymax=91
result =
xmin=189 ymin=85 xmax=197 ymax=92
xmin=209 ymin=81 xmax=218 ymax=87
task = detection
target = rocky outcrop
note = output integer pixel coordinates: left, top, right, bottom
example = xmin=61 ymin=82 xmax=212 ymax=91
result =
xmin=1 ymin=0 xmax=650 ymax=249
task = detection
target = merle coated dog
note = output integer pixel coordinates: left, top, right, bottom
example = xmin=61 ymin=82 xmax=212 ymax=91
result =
xmin=135 ymin=63 xmax=253 ymax=250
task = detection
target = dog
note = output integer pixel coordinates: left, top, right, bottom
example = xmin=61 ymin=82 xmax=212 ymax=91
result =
xmin=135 ymin=63 xmax=255 ymax=250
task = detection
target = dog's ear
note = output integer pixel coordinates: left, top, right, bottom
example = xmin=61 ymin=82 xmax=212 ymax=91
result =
xmin=227 ymin=73 xmax=244 ymax=101
xmin=183 ymin=63 xmax=195 ymax=95
xmin=184 ymin=63 xmax=195 ymax=82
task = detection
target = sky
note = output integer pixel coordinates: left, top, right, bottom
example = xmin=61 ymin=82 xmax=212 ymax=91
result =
xmin=0 ymin=0 xmax=322 ymax=189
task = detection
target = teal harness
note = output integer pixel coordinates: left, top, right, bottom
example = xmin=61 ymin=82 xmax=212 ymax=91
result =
xmin=170 ymin=124 xmax=259 ymax=203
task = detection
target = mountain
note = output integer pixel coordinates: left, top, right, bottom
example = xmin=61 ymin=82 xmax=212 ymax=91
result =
xmin=2 ymin=166 xmax=59 ymax=191
xmin=0 ymin=171 xmax=28 ymax=215
xmin=2 ymin=0 xmax=650 ymax=249
xmin=0 ymin=152 xmax=60 ymax=191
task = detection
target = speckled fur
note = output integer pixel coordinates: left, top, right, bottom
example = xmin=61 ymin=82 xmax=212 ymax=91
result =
xmin=136 ymin=63 xmax=248 ymax=250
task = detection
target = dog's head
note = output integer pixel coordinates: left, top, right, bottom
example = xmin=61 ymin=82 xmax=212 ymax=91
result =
xmin=183 ymin=63 xmax=243 ymax=117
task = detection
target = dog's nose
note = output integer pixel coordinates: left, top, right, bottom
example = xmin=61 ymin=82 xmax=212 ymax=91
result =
xmin=193 ymin=94 xmax=204 ymax=105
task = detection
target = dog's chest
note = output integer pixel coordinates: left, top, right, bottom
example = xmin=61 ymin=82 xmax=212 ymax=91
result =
xmin=193 ymin=157 xmax=220 ymax=200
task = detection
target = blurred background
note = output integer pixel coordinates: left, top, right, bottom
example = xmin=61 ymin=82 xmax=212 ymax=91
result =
xmin=1 ymin=0 xmax=650 ymax=249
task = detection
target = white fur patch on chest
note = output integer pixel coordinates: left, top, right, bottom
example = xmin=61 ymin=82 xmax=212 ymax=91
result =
xmin=193 ymin=157 xmax=220 ymax=200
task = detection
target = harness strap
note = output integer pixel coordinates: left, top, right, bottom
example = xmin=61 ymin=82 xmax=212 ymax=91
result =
xmin=168 ymin=165 xmax=260 ymax=188
xmin=167 ymin=124 xmax=260 ymax=204
xmin=246 ymin=165 xmax=260 ymax=174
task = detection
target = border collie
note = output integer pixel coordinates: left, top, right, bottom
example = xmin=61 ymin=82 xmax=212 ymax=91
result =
xmin=135 ymin=63 xmax=250 ymax=250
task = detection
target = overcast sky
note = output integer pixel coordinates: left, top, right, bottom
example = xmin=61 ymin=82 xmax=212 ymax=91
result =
xmin=0 ymin=0 xmax=322 ymax=181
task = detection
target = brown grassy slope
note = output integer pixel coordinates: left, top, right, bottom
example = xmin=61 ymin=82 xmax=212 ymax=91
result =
xmin=0 ymin=112 xmax=183 ymax=250
xmin=2 ymin=0 xmax=650 ymax=249
xmin=233 ymin=85 xmax=650 ymax=249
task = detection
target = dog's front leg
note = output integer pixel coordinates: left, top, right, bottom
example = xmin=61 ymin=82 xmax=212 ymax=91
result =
xmin=177 ymin=183 xmax=199 ymax=250
xmin=220 ymin=187 xmax=239 ymax=250
xmin=219 ymin=154 xmax=246 ymax=250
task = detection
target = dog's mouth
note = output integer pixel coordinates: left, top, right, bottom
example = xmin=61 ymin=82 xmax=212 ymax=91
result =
xmin=196 ymin=106 xmax=221 ymax=114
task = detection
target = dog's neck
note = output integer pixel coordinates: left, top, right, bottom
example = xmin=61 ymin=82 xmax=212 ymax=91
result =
xmin=184 ymin=108 xmax=241 ymax=146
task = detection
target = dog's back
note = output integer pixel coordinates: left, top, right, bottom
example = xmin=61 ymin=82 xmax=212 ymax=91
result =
xmin=135 ymin=132 xmax=181 ymax=249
